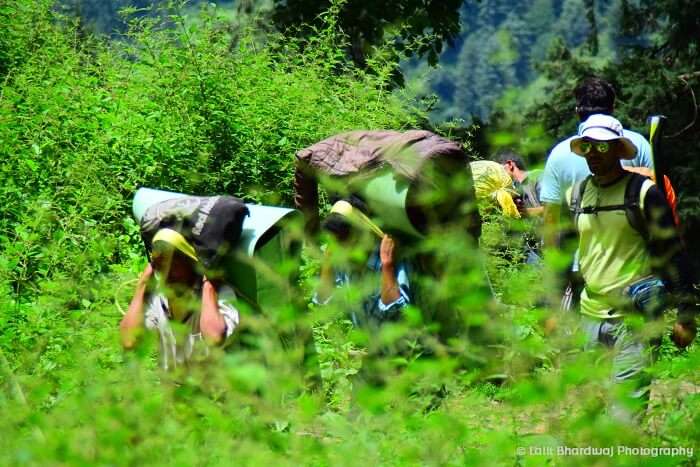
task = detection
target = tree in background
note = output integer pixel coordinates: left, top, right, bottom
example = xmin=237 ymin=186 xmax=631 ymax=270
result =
xmin=410 ymin=0 xmax=624 ymax=123
xmin=57 ymin=0 xmax=464 ymax=87
xmin=614 ymin=0 xmax=700 ymax=265
xmin=272 ymin=0 xmax=464 ymax=71
xmin=58 ymin=0 xmax=159 ymax=35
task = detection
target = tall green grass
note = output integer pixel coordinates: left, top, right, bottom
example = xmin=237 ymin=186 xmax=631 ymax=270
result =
xmin=0 ymin=2 xmax=697 ymax=466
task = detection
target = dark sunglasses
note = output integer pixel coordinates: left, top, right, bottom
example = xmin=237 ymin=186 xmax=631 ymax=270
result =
xmin=579 ymin=141 xmax=610 ymax=154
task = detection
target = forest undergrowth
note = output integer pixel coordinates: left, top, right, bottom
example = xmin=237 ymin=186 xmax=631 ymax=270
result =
xmin=0 ymin=2 xmax=698 ymax=466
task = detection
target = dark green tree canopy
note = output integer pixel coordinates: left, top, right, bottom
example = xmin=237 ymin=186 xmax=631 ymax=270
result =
xmin=272 ymin=0 xmax=464 ymax=68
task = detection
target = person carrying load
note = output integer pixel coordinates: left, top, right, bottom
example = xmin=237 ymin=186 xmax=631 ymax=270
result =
xmin=497 ymin=149 xmax=543 ymax=217
xmin=124 ymin=190 xmax=320 ymax=385
xmin=121 ymin=193 xmax=250 ymax=369
xmin=313 ymin=196 xmax=418 ymax=393
xmin=314 ymin=198 xmax=412 ymax=327
xmin=565 ymin=114 xmax=697 ymax=421
xmin=495 ymin=150 xmax=545 ymax=264
xmin=295 ymin=130 xmax=490 ymax=343
xmin=120 ymin=228 xmax=241 ymax=370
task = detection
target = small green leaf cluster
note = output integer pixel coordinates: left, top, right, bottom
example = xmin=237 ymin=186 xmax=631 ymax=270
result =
xmin=0 ymin=2 xmax=698 ymax=465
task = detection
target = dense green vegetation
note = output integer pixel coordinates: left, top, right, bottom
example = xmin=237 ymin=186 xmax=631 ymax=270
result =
xmin=58 ymin=0 xmax=618 ymax=119
xmin=405 ymin=0 xmax=622 ymax=122
xmin=1 ymin=1 xmax=698 ymax=465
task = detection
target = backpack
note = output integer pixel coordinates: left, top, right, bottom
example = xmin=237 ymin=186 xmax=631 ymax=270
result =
xmin=569 ymin=173 xmax=654 ymax=242
xmin=140 ymin=195 xmax=250 ymax=271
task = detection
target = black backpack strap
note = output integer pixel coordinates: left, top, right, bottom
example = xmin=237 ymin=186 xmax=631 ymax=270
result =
xmin=570 ymin=173 xmax=651 ymax=241
xmin=624 ymin=173 xmax=650 ymax=243
xmin=569 ymin=175 xmax=592 ymax=230
xmin=577 ymin=203 xmax=628 ymax=214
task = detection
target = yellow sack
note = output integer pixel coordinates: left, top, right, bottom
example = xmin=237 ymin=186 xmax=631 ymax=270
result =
xmin=469 ymin=160 xmax=520 ymax=218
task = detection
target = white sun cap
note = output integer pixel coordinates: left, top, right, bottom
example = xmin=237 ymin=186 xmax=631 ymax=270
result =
xmin=570 ymin=114 xmax=638 ymax=159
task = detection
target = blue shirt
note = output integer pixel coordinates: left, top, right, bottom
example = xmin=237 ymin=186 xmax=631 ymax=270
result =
xmin=539 ymin=124 xmax=653 ymax=205
xmin=313 ymin=248 xmax=412 ymax=326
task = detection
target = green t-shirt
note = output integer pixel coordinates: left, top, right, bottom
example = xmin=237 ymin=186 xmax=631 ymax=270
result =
xmin=568 ymin=174 xmax=655 ymax=319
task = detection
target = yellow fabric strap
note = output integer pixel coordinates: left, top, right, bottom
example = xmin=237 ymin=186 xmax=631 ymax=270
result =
xmin=329 ymin=200 xmax=385 ymax=238
xmin=152 ymin=228 xmax=198 ymax=262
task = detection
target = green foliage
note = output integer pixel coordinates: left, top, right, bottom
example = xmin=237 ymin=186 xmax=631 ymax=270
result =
xmin=0 ymin=0 xmax=416 ymax=291
xmin=407 ymin=0 xmax=624 ymax=123
xmin=1 ymin=2 xmax=699 ymax=466
xmin=272 ymin=0 xmax=464 ymax=70
xmin=0 ymin=1 xmax=52 ymax=78
xmin=60 ymin=0 xmax=465 ymax=88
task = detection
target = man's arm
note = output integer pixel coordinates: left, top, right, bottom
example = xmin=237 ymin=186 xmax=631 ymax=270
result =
xmin=367 ymin=234 xmax=411 ymax=321
xmin=525 ymin=206 xmax=544 ymax=218
xmin=542 ymin=203 xmax=561 ymax=249
xmin=539 ymin=147 xmax=564 ymax=249
xmin=120 ymin=263 xmax=153 ymax=349
xmin=644 ymin=186 xmax=697 ymax=347
xmin=380 ymin=235 xmax=401 ymax=305
xmin=199 ymin=279 xmax=228 ymax=345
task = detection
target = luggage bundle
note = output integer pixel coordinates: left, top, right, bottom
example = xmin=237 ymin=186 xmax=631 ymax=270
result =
xmin=133 ymin=189 xmax=302 ymax=309
xmin=469 ymin=160 xmax=521 ymax=218
xmin=139 ymin=195 xmax=249 ymax=272
xmin=294 ymin=130 xmax=482 ymax=240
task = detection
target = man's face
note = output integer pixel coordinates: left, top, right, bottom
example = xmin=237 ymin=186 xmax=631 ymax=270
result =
xmin=323 ymin=225 xmax=376 ymax=271
xmin=502 ymin=160 xmax=516 ymax=178
xmin=580 ymin=139 xmax=621 ymax=177
xmin=152 ymin=249 xmax=198 ymax=287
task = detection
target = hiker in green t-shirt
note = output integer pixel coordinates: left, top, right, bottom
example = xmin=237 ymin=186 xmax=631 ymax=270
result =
xmin=567 ymin=114 xmax=697 ymax=421
xmin=498 ymin=149 xmax=543 ymax=217
xmin=497 ymin=149 xmax=544 ymax=264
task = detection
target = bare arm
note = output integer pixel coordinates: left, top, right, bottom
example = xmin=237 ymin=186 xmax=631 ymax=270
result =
xmin=525 ymin=206 xmax=544 ymax=217
xmin=120 ymin=263 xmax=153 ymax=349
xmin=199 ymin=279 xmax=227 ymax=345
xmin=542 ymin=203 xmax=561 ymax=249
xmin=380 ymin=235 xmax=401 ymax=305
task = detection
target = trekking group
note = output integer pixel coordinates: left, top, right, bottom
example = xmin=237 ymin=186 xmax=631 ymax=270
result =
xmin=120 ymin=77 xmax=697 ymax=421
